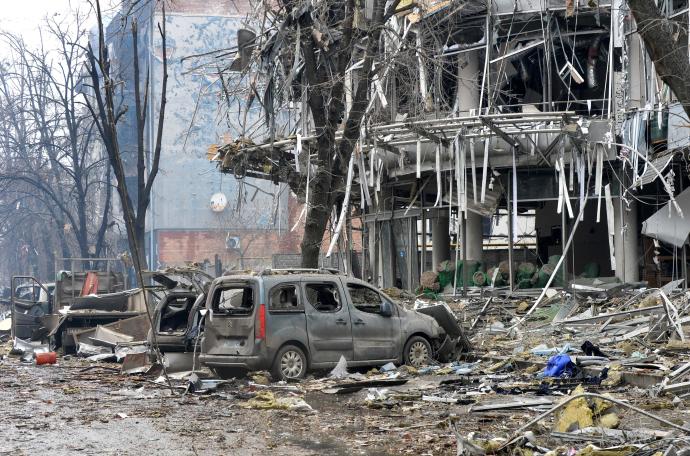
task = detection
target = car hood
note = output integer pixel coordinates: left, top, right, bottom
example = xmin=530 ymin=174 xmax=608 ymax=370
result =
xmin=413 ymin=303 xmax=464 ymax=339
xmin=400 ymin=307 xmax=443 ymax=333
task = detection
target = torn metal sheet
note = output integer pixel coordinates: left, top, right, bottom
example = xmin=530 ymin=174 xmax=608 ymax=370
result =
xmin=121 ymin=352 xmax=151 ymax=374
xmin=634 ymin=150 xmax=675 ymax=188
xmin=90 ymin=325 xmax=135 ymax=347
xmin=163 ymin=352 xmax=197 ymax=374
xmin=470 ymin=398 xmax=553 ymax=412
xmin=443 ymin=179 xmax=502 ymax=217
xmin=77 ymin=342 xmax=113 ymax=357
xmin=642 ymin=186 xmax=690 ymax=247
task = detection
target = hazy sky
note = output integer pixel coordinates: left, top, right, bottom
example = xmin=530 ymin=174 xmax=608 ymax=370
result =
xmin=0 ymin=0 xmax=119 ymax=51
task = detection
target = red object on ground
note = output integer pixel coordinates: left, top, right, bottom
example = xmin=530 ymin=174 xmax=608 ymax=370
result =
xmin=81 ymin=272 xmax=99 ymax=296
xmin=35 ymin=352 xmax=57 ymax=365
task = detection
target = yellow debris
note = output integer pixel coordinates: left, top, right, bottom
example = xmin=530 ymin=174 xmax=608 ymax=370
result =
xmin=242 ymin=391 xmax=285 ymax=409
xmin=592 ymin=394 xmax=614 ymax=414
xmin=554 ymin=385 xmax=594 ymax=432
xmin=241 ymin=391 xmax=312 ymax=411
xmin=598 ymin=412 xmax=620 ymax=429
xmin=524 ymin=365 xmax=540 ymax=374
xmin=618 ymin=342 xmax=635 ymax=356
xmin=639 ymin=295 xmax=660 ymax=308
xmin=250 ymin=371 xmax=271 ymax=385
xmin=665 ymin=340 xmax=690 ymax=351
xmin=602 ymin=364 xmax=622 ymax=387
xmin=575 ymin=444 xmax=636 ymax=456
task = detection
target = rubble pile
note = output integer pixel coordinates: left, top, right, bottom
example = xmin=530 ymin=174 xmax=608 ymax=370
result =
xmin=4 ymin=279 xmax=690 ymax=455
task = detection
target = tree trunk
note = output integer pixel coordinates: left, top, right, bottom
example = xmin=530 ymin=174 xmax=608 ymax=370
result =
xmin=134 ymin=217 xmax=148 ymax=272
xmin=628 ymin=0 xmax=690 ymax=117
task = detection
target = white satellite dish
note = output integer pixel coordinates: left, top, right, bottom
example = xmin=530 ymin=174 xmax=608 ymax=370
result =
xmin=210 ymin=192 xmax=228 ymax=212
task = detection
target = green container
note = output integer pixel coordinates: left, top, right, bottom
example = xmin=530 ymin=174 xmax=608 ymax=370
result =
xmin=438 ymin=260 xmax=483 ymax=288
xmin=472 ymin=270 xmax=488 ymax=287
xmin=536 ymin=262 xmax=564 ymax=288
xmin=517 ymin=278 xmax=533 ymax=289
xmin=437 ymin=260 xmax=455 ymax=290
xmin=581 ymin=262 xmax=600 ymax=278
xmin=517 ymin=262 xmax=537 ymax=281
xmin=487 ymin=267 xmax=506 ymax=286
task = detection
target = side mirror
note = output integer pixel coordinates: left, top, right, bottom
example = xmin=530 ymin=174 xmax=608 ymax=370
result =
xmin=380 ymin=301 xmax=393 ymax=317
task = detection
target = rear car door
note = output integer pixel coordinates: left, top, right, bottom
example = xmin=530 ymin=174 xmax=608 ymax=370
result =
xmin=201 ymin=279 xmax=257 ymax=356
xmin=302 ymin=279 xmax=353 ymax=364
xmin=346 ymin=282 xmax=400 ymax=362
xmin=11 ymin=276 xmax=52 ymax=340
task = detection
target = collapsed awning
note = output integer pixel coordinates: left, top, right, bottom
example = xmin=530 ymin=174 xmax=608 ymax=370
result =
xmin=642 ymin=187 xmax=690 ymax=247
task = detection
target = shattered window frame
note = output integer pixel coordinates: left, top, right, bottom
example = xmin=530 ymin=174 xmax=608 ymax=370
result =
xmin=211 ymin=284 xmax=255 ymax=315
xmin=268 ymin=283 xmax=304 ymax=313
xmin=347 ymin=282 xmax=391 ymax=316
xmin=304 ymin=282 xmax=342 ymax=313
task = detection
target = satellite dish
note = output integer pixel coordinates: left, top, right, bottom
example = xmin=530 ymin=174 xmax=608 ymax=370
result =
xmin=210 ymin=192 xmax=228 ymax=212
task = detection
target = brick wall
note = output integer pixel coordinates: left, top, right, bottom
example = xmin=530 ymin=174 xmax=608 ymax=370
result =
xmin=157 ymin=193 xmax=304 ymax=269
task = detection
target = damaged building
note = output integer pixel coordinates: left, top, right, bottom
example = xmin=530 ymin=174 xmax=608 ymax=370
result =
xmin=104 ymin=0 xmax=303 ymax=273
xmin=213 ymin=0 xmax=690 ymax=293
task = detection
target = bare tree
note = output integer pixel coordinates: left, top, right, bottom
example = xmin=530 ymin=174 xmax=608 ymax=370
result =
xmin=84 ymin=0 xmax=168 ymax=274
xmin=0 ymin=14 xmax=113 ymax=273
xmin=213 ymin=0 xmax=402 ymax=268
xmin=627 ymin=0 xmax=690 ymax=117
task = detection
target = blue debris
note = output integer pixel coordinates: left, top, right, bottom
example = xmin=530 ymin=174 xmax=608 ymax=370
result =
xmin=540 ymin=353 xmax=577 ymax=378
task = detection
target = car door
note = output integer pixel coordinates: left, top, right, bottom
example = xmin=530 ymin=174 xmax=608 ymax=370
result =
xmin=302 ymin=279 xmax=353 ymax=365
xmin=346 ymin=282 xmax=400 ymax=362
xmin=201 ymin=279 xmax=258 ymax=357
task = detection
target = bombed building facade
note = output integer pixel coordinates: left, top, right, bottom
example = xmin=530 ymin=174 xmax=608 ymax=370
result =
xmin=214 ymin=0 xmax=690 ymax=292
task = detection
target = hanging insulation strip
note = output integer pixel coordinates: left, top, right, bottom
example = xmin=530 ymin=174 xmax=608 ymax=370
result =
xmin=434 ymin=145 xmax=442 ymax=207
xmin=470 ymin=137 xmax=477 ymax=204
xmin=480 ymin=131 xmax=490 ymax=203
xmin=326 ymin=153 xmax=356 ymax=257
xmin=604 ymin=183 xmax=616 ymax=271
xmin=511 ymin=147 xmax=518 ymax=243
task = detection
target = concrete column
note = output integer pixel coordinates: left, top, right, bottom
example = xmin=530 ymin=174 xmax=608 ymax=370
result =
xmin=431 ymin=216 xmax=450 ymax=271
xmin=465 ymin=211 xmax=484 ymax=262
xmin=456 ymin=51 xmax=480 ymax=113
xmin=614 ymin=199 xmax=639 ymax=282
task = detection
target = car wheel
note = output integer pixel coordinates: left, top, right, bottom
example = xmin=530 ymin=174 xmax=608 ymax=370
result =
xmin=404 ymin=336 xmax=432 ymax=367
xmin=272 ymin=345 xmax=307 ymax=381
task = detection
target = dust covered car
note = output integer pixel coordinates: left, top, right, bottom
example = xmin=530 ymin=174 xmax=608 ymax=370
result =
xmin=198 ymin=269 xmax=466 ymax=381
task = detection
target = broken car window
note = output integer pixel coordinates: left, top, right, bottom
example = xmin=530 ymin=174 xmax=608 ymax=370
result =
xmin=213 ymin=286 xmax=254 ymax=314
xmin=160 ymin=296 xmax=196 ymax=332
xmin=270 ymin=285 xmax=303 ymax=312
xmin=305 ymin=283 xmax=341 ymax=312
xmin=348 ymin=283 xmax=388 ymax=316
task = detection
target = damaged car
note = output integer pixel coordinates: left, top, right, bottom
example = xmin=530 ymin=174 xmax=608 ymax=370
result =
xmin=147 ymin=268 xmax=214 ymax=353
xmin=198 ymin=269 xmax=467 ymax=381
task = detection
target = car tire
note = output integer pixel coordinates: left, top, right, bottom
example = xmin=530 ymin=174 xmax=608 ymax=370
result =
xmin=272 ymin=344 xmax=308 ymax=381
xmin=403 ymin=336 xmax=432 ymax=367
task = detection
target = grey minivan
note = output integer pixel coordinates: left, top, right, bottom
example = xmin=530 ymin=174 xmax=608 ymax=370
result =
xmin=198 ymin=269 xmax=458 ymax=381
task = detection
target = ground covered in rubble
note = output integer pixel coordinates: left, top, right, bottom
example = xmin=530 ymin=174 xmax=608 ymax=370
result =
xmin=5 ymin=288 xmax=690 ymax=455
xmin=0 ymin=356 xmax=464 ymax=455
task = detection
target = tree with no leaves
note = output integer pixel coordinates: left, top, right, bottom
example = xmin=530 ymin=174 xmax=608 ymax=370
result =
xmin=627 ymin=0 xmax=690 ymax=117
xmin=210 ymin=0 xmax=408 ymax=268
xmin=83 ymin=0 xmax=168 ymax=275
xmin=0 ymin=9 xmax=113 ymax=273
